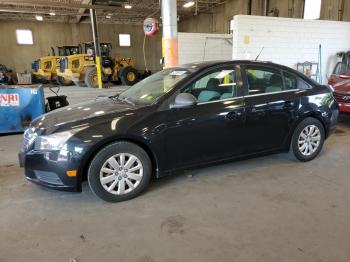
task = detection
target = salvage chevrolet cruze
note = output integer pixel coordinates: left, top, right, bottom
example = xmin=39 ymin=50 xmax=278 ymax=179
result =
xmin=19 ymin=61 xmax=339 ymax=202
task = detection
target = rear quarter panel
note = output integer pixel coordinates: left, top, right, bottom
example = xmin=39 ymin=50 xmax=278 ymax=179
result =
xmin=285 ymin=86 xmax=338 ymax=148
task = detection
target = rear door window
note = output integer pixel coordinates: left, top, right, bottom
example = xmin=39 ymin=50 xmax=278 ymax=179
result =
xmin=283 ymin=71 xmax=298 ymax=90
xmin=245 ymin=66 xmax=284 ymax=95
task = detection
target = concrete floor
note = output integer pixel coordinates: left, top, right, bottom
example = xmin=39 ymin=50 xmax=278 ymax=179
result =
xmin=44 ymin=85 xmax=127 ymax=105
xmin=1 ymin=87 xmax=350 ymax=261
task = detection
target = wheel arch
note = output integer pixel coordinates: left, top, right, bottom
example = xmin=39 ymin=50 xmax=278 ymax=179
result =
xmin=77 ymin=136 xmax=160 ymax=185
xmin=285 ymin=112 xmax=328 ymax=150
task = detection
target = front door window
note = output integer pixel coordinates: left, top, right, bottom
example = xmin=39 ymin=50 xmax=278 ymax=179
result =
xmin=184 ymin=67 xmax=238 ymax=103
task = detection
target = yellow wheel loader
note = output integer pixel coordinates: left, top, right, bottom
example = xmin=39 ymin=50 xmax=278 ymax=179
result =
xmin=32 ymin=46 xmax=81 ymax=85
xmin=57 ymin=42 xmax=140 ymax=88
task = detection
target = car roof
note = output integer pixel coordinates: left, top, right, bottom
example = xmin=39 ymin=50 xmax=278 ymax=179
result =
xmin=178 ymin=60 xmax=313 ymax=84
xmin=179 ymin=60 xmax=289 ymax=70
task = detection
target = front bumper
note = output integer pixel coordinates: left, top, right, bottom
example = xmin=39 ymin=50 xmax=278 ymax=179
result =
xmin=19 ymin=149 xmax=82 ymax=192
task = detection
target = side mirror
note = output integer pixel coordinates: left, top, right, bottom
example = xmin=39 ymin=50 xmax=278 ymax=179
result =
xmin=170 ymin=93 xmax=197 ymax=108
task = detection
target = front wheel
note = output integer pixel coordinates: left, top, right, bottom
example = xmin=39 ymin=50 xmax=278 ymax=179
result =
xmin=88 ymin=141 xmax=152 ymax=202
xmin=291 ymin=117 xmax=325 ymax=162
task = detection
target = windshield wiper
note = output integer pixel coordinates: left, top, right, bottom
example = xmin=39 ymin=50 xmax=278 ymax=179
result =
xmin=122 ymin=97 xmax=135 ymax=106
xmin=114 ymin=95 xmax=135 ymax=106
xmin=108 ymin=94 xmax=119 ymax=101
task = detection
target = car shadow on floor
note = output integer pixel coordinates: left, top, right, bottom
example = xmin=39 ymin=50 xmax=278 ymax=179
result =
xmin=146 ymin=152 xmax=298 ymax=194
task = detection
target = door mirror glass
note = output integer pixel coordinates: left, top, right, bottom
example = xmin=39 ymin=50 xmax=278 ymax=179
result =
xmin=171 ymin=93 xmax=197 ymax=108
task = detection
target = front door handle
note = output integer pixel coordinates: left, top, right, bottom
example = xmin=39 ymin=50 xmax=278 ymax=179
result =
xmin=284 ymin=101 xmax=294 ymax=109
xmin=226 ymin=110 xmax=242 ymax=120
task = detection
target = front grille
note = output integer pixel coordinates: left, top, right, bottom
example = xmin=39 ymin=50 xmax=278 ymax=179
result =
xmin=59 ymin=58 xmax=67 ymax=73
xmin=333 ymin=92 xmax=350 ymax=104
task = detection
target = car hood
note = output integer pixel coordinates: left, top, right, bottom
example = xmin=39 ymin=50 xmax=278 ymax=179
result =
xmin=32 ymin=97 xmax=136 ymax=131
xmin=333 ymin=79 xmax=350 ymax=93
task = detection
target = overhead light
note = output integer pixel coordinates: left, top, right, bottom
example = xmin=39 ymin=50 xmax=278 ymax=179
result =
xmin=124 ymin=4 xmax=132 ymax=9
xmin=183 ymin=1 xmax=195 ymax=8
xmin=35 ymin=15 xmax=43 ymax=21
xmin=106 ymin=15 xmax=111 ymax=19
xmin=49 ymin=11 xmax=56 ymax=16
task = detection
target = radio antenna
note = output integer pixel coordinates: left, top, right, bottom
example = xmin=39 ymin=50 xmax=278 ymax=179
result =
xmin=255 ymin=47 xmax=264 ymax=60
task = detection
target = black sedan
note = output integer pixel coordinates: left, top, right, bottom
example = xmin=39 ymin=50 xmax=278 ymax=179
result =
xmin=19 ymin=60 xmax=339 ymax=202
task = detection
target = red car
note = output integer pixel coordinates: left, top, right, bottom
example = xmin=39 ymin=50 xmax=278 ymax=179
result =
xmin=329 ymin=60 xmax=350 ymax=114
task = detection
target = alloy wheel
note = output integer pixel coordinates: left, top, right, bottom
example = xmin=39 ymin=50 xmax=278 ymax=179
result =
xmin=298 ymin=125 xmax=321 ymax=156
xmin=99 ymin=153 xmax=143 ymax=195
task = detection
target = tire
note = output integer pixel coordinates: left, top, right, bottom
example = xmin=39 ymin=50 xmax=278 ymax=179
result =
xmin=57 ymin=76 xmax=73 ymax=86
xmin=290 ymin=117 xmax=325 ymax=162
xmin=88 ymin=141 xmax=152 ymax=202
xmin=119 ymin=66 xmax=138 ymax=86
xmin=84 ymin=67 xmax=98 ymax=88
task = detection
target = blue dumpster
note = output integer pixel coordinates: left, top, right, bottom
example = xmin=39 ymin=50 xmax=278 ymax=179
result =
xmin=0 ymin=85 xmax=45 ymax=134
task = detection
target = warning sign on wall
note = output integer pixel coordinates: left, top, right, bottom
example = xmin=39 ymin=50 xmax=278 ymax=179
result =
xmin=0 ymin=94 xmax=20 ymax=106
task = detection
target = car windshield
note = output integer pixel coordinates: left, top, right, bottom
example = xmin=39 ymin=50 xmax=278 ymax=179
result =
xmin=118 ymin=68 xmax=191 ymax=105
xmin=334 ymin=62 xmax=350 ymax=75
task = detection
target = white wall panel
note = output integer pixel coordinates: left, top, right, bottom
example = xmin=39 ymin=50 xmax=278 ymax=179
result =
xmin=178 ymin=32 xmax=232 ymax=65
xmin=232 ymin=15 xmax=350 ymax=83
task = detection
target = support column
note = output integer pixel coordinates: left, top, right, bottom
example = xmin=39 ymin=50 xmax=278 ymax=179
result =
xmin=89 ymin=8 xmax=103 ymax=89
xmin=161 ymin=0 xmax=178 ymax=68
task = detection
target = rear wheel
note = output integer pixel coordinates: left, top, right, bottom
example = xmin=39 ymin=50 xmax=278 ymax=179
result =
xmin=88 ymin=141 xmax=152 ymax=202
xmin=57 ymin=76 xmax=73 ymax=86
xmin=291 ymin=117 xmax=325 ymax=162
xmin=84 ymin=67 xmax=98 ymax=88
xmin=119 ymin=66 xmax=138 ymax=86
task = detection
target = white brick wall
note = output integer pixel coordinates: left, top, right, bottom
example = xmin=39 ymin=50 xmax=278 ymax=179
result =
xmin=178 ymin=32 xmax=232 ymax=65
xmin=232 ymin=15 xmax=350 ymax=83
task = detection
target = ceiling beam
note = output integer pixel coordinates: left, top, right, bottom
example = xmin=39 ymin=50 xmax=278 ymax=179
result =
xmin=0 ymin=7 xmax=148 ymax=17
xmin=0 ymin=0 xmax=154 ymax=11
xmin=76 ymin=0 xmax=91 ymax=23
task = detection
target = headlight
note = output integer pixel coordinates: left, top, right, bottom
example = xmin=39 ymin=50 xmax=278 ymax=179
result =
xmin=22 ymin=127 xmax=38 ymax=151
xmin=34 ymin=127 xmax=86 ymax=151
